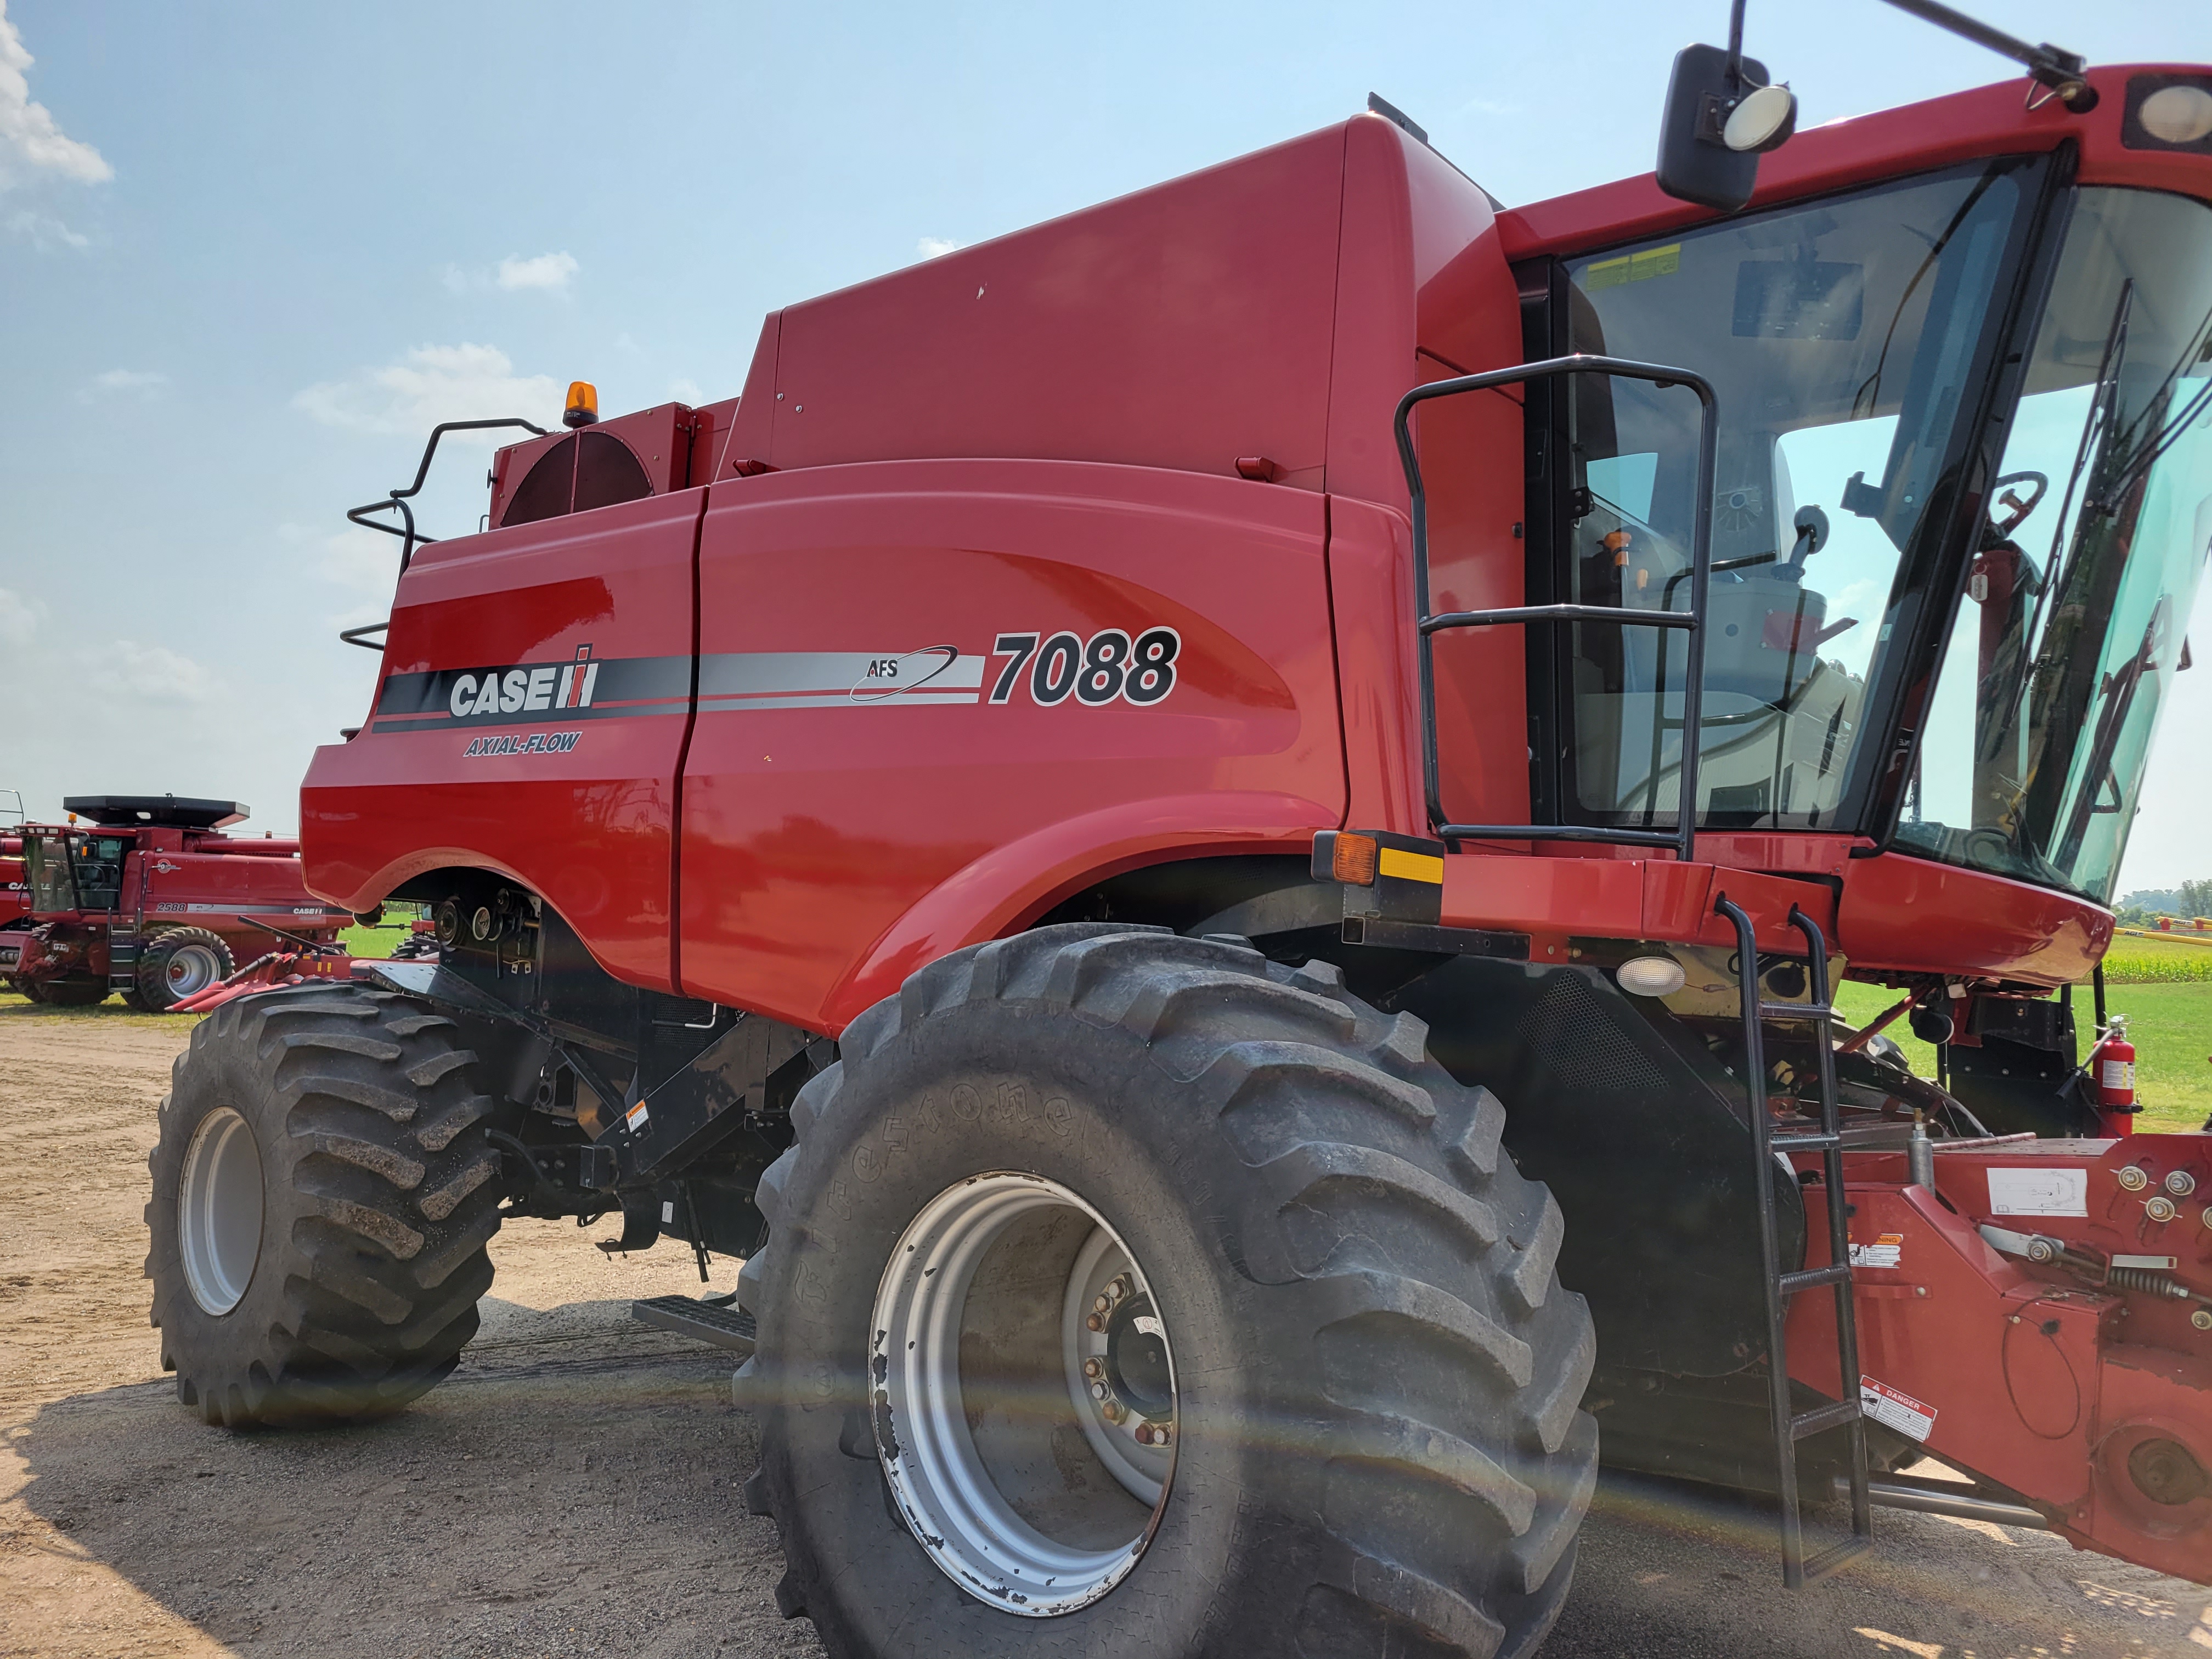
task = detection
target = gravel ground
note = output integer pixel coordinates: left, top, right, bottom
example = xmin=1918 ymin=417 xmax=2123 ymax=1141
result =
xmin=2 ymin=1008 xmax=2207 ymax=1658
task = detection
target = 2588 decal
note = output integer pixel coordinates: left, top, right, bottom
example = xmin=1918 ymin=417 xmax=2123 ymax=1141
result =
xmin=989 ymin=628 xmax=1180 ymax=707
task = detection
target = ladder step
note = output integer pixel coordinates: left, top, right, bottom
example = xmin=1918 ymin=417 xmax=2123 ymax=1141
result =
xmin=1801 ymin=1533 xmax=1874 ymax=1584
xmin=1759 ymin=1002 xmax=1834 ymax=1022
xmin=631 ymin=1294 xmax=757 ymax=1353
xmin=1789 ymin=1397 xmax=1863 ymax=1441
xmin=1771 ymin=1131 xmax=1843 ymax=1152
xmin=1779 ymin=1261 xmax=1852 ymax=1295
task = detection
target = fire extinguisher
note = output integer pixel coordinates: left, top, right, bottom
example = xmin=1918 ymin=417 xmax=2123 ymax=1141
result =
xmin=2089 ymin=1015 xmax=2138 ymax=1135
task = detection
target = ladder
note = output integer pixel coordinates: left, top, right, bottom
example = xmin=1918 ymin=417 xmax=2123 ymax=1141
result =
xmin=1715 ymin=895 xmax=1874 ymax=1585
xmin=106 ymin=911 xmax=142 ymax=997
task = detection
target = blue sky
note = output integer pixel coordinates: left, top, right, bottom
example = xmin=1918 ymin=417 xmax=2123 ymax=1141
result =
xmin=1 ymin=0 xmax=2206 ymax=893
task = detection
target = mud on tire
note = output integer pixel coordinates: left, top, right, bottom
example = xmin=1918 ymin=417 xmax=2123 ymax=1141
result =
xmin=738 ymin=924 xmax=1600 ymax=1659
xmin=145 ymin=984 xmax=505 ymax=1426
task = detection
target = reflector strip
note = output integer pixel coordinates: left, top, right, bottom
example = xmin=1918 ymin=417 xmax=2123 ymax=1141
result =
xmin=1377 ymin=848 xmax=1446 ymax=884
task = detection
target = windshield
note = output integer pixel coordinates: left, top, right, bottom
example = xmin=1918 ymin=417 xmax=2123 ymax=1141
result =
xmin=1549 ymin=160 xmax=2036 ymax=832
xmin=1898 ymin=188 xmax=2212 ymax=903
xmin=24 ymin=833 xmax=77 ymax=912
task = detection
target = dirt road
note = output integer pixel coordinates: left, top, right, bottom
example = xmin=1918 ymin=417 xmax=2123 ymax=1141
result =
xmin=3 ymin=1007 xmax=2207 ymax=1658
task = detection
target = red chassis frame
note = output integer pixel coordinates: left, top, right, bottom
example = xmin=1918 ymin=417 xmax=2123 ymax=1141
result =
xmin=303 ymin=63 xmax=2212 ymax=1581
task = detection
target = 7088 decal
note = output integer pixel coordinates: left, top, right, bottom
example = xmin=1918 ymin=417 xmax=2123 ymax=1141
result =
xmin=989 ymin=628 xmax=1181 ymax=707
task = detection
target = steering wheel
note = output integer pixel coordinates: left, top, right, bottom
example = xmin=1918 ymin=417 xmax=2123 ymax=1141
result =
xmin=1987 ymin=470 xmax=2049 ymax=543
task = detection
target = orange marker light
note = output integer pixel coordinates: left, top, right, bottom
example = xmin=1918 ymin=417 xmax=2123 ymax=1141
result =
xmin=563 ymin=381 xmax=600 ymax=428
xmin=1331 ymin=833 xmax=1379 ymax=886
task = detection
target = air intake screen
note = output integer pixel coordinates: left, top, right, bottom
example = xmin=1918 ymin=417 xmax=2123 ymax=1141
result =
xmin=499 ymin=431 xmax=654 ymax=528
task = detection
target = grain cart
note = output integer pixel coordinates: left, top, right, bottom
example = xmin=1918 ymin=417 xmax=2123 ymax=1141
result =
xmin=15 ymin=797 xmax=353 ymax=1008
xmin=148 ymin=8 xmax=2212 ymax=1654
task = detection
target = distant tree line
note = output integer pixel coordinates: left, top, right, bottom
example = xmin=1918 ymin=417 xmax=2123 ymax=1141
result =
xmin=2116 ymin=878 xmax=2212 ymax=924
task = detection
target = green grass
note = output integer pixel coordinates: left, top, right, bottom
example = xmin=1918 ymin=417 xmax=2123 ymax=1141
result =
xmin=0 ymin=988 xmax=203 ymax=1026
xmin=1833 ymin=978 xmax=2211 ymax=1135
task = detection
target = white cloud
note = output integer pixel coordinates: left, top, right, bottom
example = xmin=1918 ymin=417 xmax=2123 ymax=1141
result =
xmin=5 ymin=205 xmax=84 ymax=250
xmin=441 ymin=250 xmax=580 ymax=295
xmin=83 ymin=640 xmax=217 ymax=704
xmin=0 ymin=1 xmax=110 ymax=191
xmin=668 ymin=377 xmax=706 ymax=405
xmin=917 ymin=236 xmax=962 ymax=258
xmin=0 ymin=585 xmax=46 ymax=646
xmin=77 ymin=368 xmax=166 ymax=402
xmin=497 ymin=251 xmax=578 ymax=291
xmin=293 ymin=342 xmax=561 ymax=439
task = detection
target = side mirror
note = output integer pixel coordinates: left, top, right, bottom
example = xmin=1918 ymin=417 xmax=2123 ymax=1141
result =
xmin=1656 ymin=43 xmax=1797 ymax=212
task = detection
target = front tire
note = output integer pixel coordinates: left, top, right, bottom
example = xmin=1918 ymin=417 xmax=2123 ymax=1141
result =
xmin=740 ymin=925 xmax=1599 ymax=1659
xmin=128 ymin=926 xmax=235 ymax=1012
xmin=145 ymin=984 xmax=506 ymax=1426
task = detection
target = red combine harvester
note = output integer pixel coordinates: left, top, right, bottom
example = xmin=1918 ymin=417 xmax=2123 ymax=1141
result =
xmin=12 ymin=797 xmax=352 ymax=1009
xmin=0 ymin=832 xmax=29 ymax=987
xmin=148 ymin=10 xmax=2211 ymax=1655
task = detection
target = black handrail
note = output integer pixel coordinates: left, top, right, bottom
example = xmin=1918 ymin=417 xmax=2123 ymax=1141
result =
xmin=1392 ymin=353 xmax=1720 ymax=862
xmin=343 ymin=415 xmax=549 ymax=576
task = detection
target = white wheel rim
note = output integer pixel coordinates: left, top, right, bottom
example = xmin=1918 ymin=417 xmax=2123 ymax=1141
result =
xmin=871 ymin=1172 xmax=1177 ymax=1616
xmin=178 ymin=1107 xmax=264 ymax=1315
xmin=164 ymin=944 xmax=222 ymax=998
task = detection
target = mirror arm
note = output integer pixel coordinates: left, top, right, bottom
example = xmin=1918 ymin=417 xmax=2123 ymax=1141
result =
xmin=1872 ymin=0 xmax=2096 ymax=108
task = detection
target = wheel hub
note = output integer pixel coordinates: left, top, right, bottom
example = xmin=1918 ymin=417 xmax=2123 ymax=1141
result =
xmin=165 ymin=944 xmax=222 ymax=998
xmin=177 ymin=1106 xmax=264 ymax=1316
xmin=871 ymin=1171 xmax=1177 ymax=1616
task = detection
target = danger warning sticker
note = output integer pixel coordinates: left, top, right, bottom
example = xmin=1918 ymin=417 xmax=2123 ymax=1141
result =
xmin=1860 ymin=1375 xmax=1937 ymax=1442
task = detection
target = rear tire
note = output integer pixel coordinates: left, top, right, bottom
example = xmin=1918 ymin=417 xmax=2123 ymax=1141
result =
xmin=145 ymin=984 xmax=507 ymax=1426
xmin=130 ymin=927 xmax=235 ymax=1012
xmin=740 ymin=924 xmax=1599 ymax=1659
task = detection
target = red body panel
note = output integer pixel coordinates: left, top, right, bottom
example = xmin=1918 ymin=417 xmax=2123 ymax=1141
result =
xmin=306 ymin=489 xmax=704 ymax=991
xmin=675 ymin=460 xmax=1342 ymax=1027
xmin=1 ymin=839 xmax=25 ymax=929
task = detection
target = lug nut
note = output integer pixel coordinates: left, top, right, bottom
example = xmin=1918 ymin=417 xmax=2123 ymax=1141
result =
xmin=1093 ymin=1293 xmax=1113 ymax=1314
xmin=1086 ymin=1312 xmax=1104 ymax=1332
xmin=1082 ymin=1357 xmax=1105 ymax=1380
xmin=1108 ymin=1274 xmax=1132 ymax=1301
xmin=1090 ymin=1381 xmax=1109 ymax=1401
xmin=2165 ymin=1170 xmax=2197 ymax=1197
xmin=2146 ymin=1196 xmax=2178 ymax=1223
xmin=1135 ymin=1422 xmax=1173 ymax=1446
xmin=1102 ymin=1400 xmax=1125 ymax=1423
xmin=2118 ymin=1166 xmax=2149 ymax=1192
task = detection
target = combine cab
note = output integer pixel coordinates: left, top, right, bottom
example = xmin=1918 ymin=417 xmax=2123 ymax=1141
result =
xmin=147 ymin=13 xmax=2211 ymax=1656
xmin=13 ymin=797 xmax=352 ymax=1009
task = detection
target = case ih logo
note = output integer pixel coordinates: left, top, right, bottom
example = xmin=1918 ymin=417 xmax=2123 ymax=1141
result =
xmin=447 ymin=645 xmax=601 ymax=719
xmin=368 ymin=646 xmax=692 ymax=736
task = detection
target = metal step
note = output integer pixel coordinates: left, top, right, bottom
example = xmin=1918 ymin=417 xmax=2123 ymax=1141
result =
xmin=631 ymin=1294 xmax=756 ymax=1353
